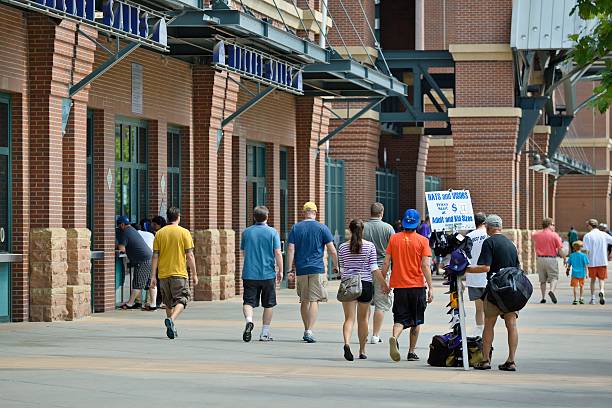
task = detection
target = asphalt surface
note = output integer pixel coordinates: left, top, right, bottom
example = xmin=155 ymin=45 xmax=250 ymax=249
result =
xmin=0 ymin=274 xmax=611 ymax=408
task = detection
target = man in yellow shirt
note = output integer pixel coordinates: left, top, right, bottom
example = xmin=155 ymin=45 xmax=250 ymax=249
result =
xmin=151 ymin=207 xmax=198 ymax=339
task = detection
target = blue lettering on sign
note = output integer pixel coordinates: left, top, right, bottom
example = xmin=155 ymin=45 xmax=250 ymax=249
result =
xmin=21 ymin=0 xmax=167 ymax=47
xmin=213 ymin=40 xmax=303 ymax=93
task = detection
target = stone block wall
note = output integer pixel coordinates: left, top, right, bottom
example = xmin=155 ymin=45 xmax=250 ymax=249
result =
xmin=219 ymin=230 xmax=236 ymax=300
xmin=193 ymin=229 xmax=221 ymax=301
xmin=66 ymin=228 xmax=91 ymax=320
xmin=29 ymin=228 xmax=68 ymax=322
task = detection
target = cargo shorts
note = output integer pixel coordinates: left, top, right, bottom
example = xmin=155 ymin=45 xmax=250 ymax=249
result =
xmin=159 ymin=277 xmax=191 ymax=308
xmin=372 ymin=276 xmax=392 ymax=312
xmin=296 ymin=273 xmax=328 ymax=303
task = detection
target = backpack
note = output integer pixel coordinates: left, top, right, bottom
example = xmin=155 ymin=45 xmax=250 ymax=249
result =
xmin=487 ymin=267 xmax=533 ymax=313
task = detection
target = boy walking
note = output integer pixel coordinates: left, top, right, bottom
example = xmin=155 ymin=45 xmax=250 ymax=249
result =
xmin=151 ymin=207 xmax=198 ymax=339
xmin=240 ymin=206 xmax=284 ymax=342
xmin=566 ymin=240 xmax=589 ymax=304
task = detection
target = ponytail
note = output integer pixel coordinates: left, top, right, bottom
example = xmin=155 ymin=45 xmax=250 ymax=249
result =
xmin=349 ymin=219 xmax=364 ymax=254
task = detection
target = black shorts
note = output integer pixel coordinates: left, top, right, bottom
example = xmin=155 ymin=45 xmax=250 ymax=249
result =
xmin=357 ymin=280 xmax=374 ymax=303
xmin=243 ymin=279 xmax=277 ymax=308
xmin=392 ymin=287 xmax=427 ymax=329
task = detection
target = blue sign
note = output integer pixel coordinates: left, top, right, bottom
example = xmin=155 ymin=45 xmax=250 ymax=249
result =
xmin=213 ymin=40 xmax=303 ymax=94
xmin=11 ymin=0 xmax=167 ymax=49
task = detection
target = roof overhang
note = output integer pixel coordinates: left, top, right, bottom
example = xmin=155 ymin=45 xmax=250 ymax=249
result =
xmin=167 ymin=8 xmax=329 ymax=65
xmin=302 ymin=55 xmax=407 ymax=97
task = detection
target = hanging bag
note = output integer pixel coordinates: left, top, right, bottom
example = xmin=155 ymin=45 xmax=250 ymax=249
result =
xmin=336 ymin=275 xmax=362 ymax=302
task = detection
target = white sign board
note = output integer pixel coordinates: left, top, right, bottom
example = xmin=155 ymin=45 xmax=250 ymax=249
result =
xmin=425 ymin=190 xmax=476 ymax=232
xmin=131 ymin=63 xmax=143 ymax=114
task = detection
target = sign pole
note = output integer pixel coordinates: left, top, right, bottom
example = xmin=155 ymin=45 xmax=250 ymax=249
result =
xmin=457 ymin=276 xmax=470 ymax=370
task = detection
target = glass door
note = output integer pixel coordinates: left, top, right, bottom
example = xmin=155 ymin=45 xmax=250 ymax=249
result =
xmin=0 ymin=94 xmax=11 ymax=322
xmin=246 ymin=142 xmax=266 ymax=226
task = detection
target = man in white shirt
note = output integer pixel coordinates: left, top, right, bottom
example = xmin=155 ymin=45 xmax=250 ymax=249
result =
xmin=466 ymin=213 xmax=488 ymax=336
xmin=582 ymin=219 xmax=612 ymax=305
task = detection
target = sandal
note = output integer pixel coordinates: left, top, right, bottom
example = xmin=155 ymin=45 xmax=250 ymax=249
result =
xmin=474 ymin=360 xmax=491 ymax=370
xmin=120 ymin=303 xmax=140 ymax=310
xmin=498 ymin=361 xmax=516 ymax=371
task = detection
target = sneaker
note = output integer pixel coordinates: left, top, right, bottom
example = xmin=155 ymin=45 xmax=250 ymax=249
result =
xmin=389 ymin=337 xmax=401 ymax=362
xmin=407 ymin=352 xmax=420 ymax=361
xmin=303 ymin=333 xmax=316 ymax=343
xmin=572 ymin=300 xmax=578 ymax=305
xmin=370 ymin=335 xmax=382 ymax=344
xmin=579 ymin=299 xmax=585 ymax=304
xmin=599 ymin=292 xmax=606 ymax=305
xmin=548 ymin=291 xmax=558 ymax=304
xmin=540 ymin=299 xmax=546 ymax=304
xmin=590 ymin=298 xmax=596 ymax=305
xmin=242 ymin=322 xmax=254 ymax=342
xmin=164 ymin=318 xmax=177 ymax=339
xmin=259 ymin=334 xmax=274 ymax=342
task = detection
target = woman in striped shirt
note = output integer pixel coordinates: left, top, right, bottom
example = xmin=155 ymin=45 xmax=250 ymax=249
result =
xmin=339 ymin=219 xmax=390 ymax=361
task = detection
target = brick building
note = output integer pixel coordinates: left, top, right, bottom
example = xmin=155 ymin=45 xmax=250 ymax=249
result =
xmin=0 ymin=0 xmax=607 ymax=323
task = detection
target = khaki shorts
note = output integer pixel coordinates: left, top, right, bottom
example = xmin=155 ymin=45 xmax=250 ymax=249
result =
xmin=484 ymin=297 xmax=519 ymax=319
xmin=372 ymin=278 xmax=392 ymax=312
xmin=159 ymin=277 xmax=191 ymax=308
xmin=296 ymin=273 xmax=328 ymax=303
xmin=537 ymin=257 xmax=559 ymax=283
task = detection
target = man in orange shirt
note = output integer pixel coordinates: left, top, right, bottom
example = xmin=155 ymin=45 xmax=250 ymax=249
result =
xmin=532 ymin=218 xmax=564 ymax=304
xmin=381 ymin=208 xmax=433 ymax=362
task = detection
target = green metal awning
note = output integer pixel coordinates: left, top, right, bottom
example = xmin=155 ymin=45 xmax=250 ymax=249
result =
xmin=302 ymin=54 xmax=407 ymax=97
xmin=167 ymin=8 xmax=329 ymax=64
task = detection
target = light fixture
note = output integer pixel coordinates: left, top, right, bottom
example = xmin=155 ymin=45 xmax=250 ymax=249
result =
xmin=529 ymin=153 xmax=546 ymax=171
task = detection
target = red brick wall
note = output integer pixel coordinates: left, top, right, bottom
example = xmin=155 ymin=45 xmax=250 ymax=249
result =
xmin=556 ymin=175 xmax=611 ymax=233
xmin=232 ymin=134 xmax=246 ymax=295
xmin=425 ymin=0 xmax=454 ymax=50
xmin=329 ymin=118 xmax=379 ymax=223
xmin=451 ymin=117 xmax=520 ymax=227
xmin=455 ymin=62 xmax=514 ymax=107
xmin=452 ymin=0 xmax=513 ymax=44
xmin=425 ymin=142 xmax=456 ymax=189
xmin=327 ymin=0 xmax=375 ymax=49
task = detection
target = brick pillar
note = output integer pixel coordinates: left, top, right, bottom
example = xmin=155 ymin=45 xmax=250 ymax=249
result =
xmin=192 ymin=66 xmax=239 ymax=300
xmin=548 ymin=176 xmax=557 ymax=222
xmin=328 ymin=117 xmax=379 ymax=224
xmin=232 ymin=135 xmax=246 ymax=295
xmin=451 ymin=116 xmax=520 ymax=227
xmin=180 ymin=127 xmax=194 ymax=230
xmin=295 ymin=97 xmax=328 ymax=216
xmin=27 ymin=15 xmax=75 ymax=321
xmin=148 ymin=120 xmax=168 ymax=217
xmin=11 ymin=93 xmax=30 ymax=321
xmin=265 ymin=143 xmax=281 ymax=229
xmin=519 ymin=151 xmax=531 ymax=230
xmin=287 ymin=146 xmax=298 ymax=227
xmin=92 ymin=109 xmax=116 ymax=312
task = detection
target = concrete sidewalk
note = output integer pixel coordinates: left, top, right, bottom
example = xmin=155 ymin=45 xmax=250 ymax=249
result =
xmin=0 ymin=274 xmax=610 ymax=408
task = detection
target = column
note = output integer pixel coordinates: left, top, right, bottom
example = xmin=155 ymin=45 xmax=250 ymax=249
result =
xmin=191 ymin=66 xmax=239 ymax=301
xmin=148 ymin=120 xmax=168 ymax=217
xmin=180 ymin=127 xmax=194 ymax=230
xmin=265 ymin=143 xmax=281 ymax=229
xmin=232 ymin=134 xmax=246 ymax=295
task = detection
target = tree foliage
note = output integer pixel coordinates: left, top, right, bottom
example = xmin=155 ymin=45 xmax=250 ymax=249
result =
xmin=570 ymin=0 xmax=612 ymax=112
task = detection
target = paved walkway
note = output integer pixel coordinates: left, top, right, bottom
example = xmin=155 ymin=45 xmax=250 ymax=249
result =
xmin=0 ymin=275 xmax=611 ymax=408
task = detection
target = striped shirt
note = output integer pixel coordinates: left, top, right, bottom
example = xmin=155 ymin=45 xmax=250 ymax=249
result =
xmin=338 ymin=240 xmax=379 ymax=282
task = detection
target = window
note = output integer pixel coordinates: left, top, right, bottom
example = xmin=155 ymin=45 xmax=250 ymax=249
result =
xmin=279 ymin=147 xmax=288 ymax=242
xmin=376 ymin=168 xmax=398 ymax=225
xmin=115 ymin=120 xmax=148 ymax=223
xmin=246 ymin=143 xmax=266 ymax=225
xmin=167 ymin=128 xmax=181 ymax=209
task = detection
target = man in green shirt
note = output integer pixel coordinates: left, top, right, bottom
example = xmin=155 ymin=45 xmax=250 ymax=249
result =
xmin=364 ymin=202 xmax=396 ymax=344
xmin=568 ymin=226 xmax=578 ymax=252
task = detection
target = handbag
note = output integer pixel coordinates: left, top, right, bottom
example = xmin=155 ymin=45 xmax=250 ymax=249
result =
xmin=336 ymin=274 xmax=362 ymax=302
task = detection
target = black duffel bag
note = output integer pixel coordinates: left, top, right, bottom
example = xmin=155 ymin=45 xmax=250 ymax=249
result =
xmin=487 ymin=267 xmax=533 ymax=313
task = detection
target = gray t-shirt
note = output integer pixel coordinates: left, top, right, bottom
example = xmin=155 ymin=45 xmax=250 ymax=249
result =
xmin=117 ymin=226 xmax=153 ymax=263
xmin=364 ymin=218 xmax=395 ymax=266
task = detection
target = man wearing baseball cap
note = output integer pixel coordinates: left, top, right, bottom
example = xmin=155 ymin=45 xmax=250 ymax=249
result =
xmin=467 ymin=214 xmax=521 ymax=371
xmin=286 ymin=201 xmax=339 ymax=343
xmin=381 ymin=208 xmax=433 ymax=362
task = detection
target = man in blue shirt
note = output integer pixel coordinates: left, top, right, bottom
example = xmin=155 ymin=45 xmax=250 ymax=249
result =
xmin=241 ymin=206 xmax=283 ymax=342
xmin=287 ymin=202 xmax=339 ymax=343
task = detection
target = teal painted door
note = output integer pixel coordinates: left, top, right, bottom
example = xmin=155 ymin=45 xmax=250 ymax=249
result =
xmin=0 ymin=94 xmax=11 ymax=322
xmin=246 ymin=143 xmax=266 ymax=225
xmin=376 ymin=168 xmax=399 ymax=224
xmin=325 ymin=157 xmax=345 ymax=279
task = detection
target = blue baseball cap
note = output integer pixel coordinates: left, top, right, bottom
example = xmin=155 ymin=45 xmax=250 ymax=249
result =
xmin=116 ymin=215 xmax=130 ymax=225
xmin=445 ymin=249 xmax=469 ymax=274
xmin=402 ymin=208 xmax=420 ymax=229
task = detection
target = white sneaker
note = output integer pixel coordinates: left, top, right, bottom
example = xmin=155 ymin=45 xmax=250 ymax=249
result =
xmin=589 ymin=298 xmax=596 ymax=305
xmin=259 ymin=334 xmax=274 ymax=342
xmin=370 ymin=335 xmax=382 ymax=344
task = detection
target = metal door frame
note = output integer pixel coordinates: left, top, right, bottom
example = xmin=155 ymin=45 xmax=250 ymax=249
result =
xmin=0 ymin=93 xmax=12 ymax=322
